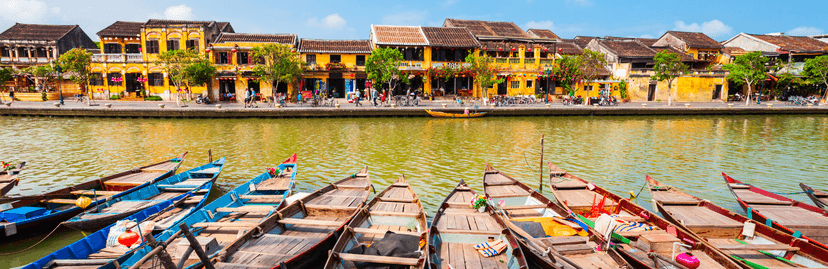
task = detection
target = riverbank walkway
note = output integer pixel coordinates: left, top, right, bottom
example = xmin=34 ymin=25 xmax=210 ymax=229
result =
xmin=0 ymin=98 xmax=825 ymax=118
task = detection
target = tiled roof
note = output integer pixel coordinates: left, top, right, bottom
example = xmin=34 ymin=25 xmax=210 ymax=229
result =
xmin=721 ymin=46 xmax=747 ymax=55
xmin=748 ymin=34 xmax=828 ymax=52
xmin=599 ymin=40 xmax=657 ymax=58
xmin=97 ymin=21 xmax=143 ymax=37
xmin=604 ymin=36 xmax=659 ymax=46
xmin=572 ymin=36 xmax=599 ymax=48
xmin=0 ymin=23 xmax=77 ymax=41
xmin=443 ymin=19 xmax=529 ymax=38
xmin=298 ymin=39 xmax=372 ymax=53
xmin=651 ymin=46 xmax=696 ymax=61
xmin=372 ymin=25 xmax=428 ymax=46
xmin=536 ymin=42 xmax=583 ymax=55
xmin=526 ymin=29 xmax=560 ymax=40
xmin=664 ymin=31 xmax=722 ymax=49
xmin=216 ymin=22 xmax=234 ymax=33
xmin=215 ymin=33 xmax=296 ymax=44
xmin=421 ymin=27 xmax=479 ymax=48
xmin=144 ymin=19 xmax=216 ymax=28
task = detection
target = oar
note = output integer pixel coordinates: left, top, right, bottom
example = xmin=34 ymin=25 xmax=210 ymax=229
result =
xmin=0 ymin=193 xmax=80 ymax=203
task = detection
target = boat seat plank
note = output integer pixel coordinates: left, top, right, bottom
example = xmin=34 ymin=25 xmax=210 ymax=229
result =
xmin=43 ymin=198 xmax=89 ymax=204
xmin=391 ymin=182 xmax=409 ymax=187
xmin=552 ymin=243 xmax=594 ymax=255
xmin=438 ymin=229 xmax=501 ymax=235
xmin=370 ymin=210 xmax=421 ymax=217
xmin=336 ymin=253 xmax=420 ymax=266
xmin=278 ymin=219 xmax=342 ymax=227
xmin=650 ymin=191 xmax=699 ymax=204
xmin=555 ymin=189 xmax=618 ymax=208
xmin=239 ymin=195 xmax=284 ymax=200
xmin=734 ymin=190 xmax=793 ymax=205
xmin=551 ymin=179 xmax=587 ymax=189
xmin=728 ymin=183 xmax=751 ymax=189
xmin=192 ymin=222 xmax=258 ymax=228
xmin=69 ymin=190 xmax=121 ymax=196
xmin=539 ymin=236 xmax=588 ymax=246
xmin=377 ymin=197 xmax=416 ymax=203
xmin=713 ymin=243 xmax=799 ymax=251
xmin=353 ymin=227 xmax=422 ymax=236
xmin=502 ymin=204 xmax=547 ymax=210
xmin=215 ymin=206 xmax=275 ymax=213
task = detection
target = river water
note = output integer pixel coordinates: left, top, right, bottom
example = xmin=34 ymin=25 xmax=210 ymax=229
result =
xmin=1 ymin=115 xmax=827 ymax=268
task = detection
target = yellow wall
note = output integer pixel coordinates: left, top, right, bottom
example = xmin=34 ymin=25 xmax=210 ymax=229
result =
xmin=142 ymin=26 xmax=209 ymax=96
xmin=211 ymin=41 xmax=299 ymax=101
xmin=627 ymin=76 xmax=727 ymax=102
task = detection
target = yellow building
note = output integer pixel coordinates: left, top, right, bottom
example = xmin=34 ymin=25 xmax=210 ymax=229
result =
xmin=91 ymin=20 xmax=233 ymax=100
xmin=652 ymin=31 xmax=724 ymax=69
xmin=298 ymin=39 xmax=372 ymax=99
xmin=210 ymin=33 xmax=297 ymax=102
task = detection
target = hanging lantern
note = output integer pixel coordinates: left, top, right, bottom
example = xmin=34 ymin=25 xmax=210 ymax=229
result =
xmin=498 ymin=47 xmax=503 ymax=51
xmin=558 ymin=48 xmax=563 ymax=53
xmin=511 ymin=47 xmax=516 ymax=52
xmin=231 ymin=48 xmax=237 ymax=53
xmin=543 ymin=48 xmax=548 ymax=52
xmin=205 ymin=48 xmax=211 ymax=53
xmin=527 ymin=48 xmax=532 ymax=52
xmin=118 ymin=230 xmax=140 ymax=248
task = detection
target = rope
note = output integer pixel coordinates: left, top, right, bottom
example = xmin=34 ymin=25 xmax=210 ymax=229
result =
xmin=633 ymin=182 xmax=647 ymax=203
xmin=0 ymin=223 xmax=63 ymax=256
xmin=770 ymin=190 xmax=812 ymax=195
xmin=522 ymin=152 xmax=537 ymax=174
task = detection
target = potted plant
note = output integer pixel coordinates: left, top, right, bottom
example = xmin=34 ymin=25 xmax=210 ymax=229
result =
xmin=470 ymin=195 xmax=489 ymax=212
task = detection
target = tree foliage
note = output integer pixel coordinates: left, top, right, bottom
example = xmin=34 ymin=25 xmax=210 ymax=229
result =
xmin=0 ymin=68 xmax=12 ymax=88
xmin=653 ymin=50 xmax=688 ymax=105
xmin=155 ymin=49 xmax=210 ymax=92
xmin=723 ymin=51 xmax=769 ymax=105
xmin=579 ymin=49 xmax=608 ymax=85
xmin=184 ymin=58 xmax=216 ymax=87
xmin=464 ymin=50 xmax=503 ymax=99
xmin=366 ymin=47 xmax=408 ymax=95
xmin=553 ymin=49 xmax=607 ymax=96
xmin=802 ymin=55 xmax=828 ymax=99
xmin=57 ymin=48 xmax=92 ymax=93
xmin=251 ymin=43 xmax=304 ymax=98
xmin=19 ymin=65 xmax=57 ymax=90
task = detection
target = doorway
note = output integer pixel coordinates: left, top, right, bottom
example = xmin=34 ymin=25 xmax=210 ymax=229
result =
xmin=328 ymin=78 xmax=345 ymax=98
xmin=125 ymin=73 xmax=140 ymax=93
xmin=497 ymin=81 xmax=508 ymax=95
xmin=712 ymin=85 xmax=723 ymax=100
xmin=647 ymin=84 xmax=656 ymax=101
xmin=246 ymin=79 xmax=260 ymax=94
xmin=219 ymin=80 xmax=236 ymax=101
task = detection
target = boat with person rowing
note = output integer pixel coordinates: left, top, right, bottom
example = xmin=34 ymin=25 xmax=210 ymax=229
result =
xmin=208 ymin=166 xmax=371 ymax=269
xmin=425 ymin=109 xmax=487 ymax=118
xmin=646 ymin=175 xmax=828 ymax=268
xmin=723 ymin=173 xmax=828 ymax=250
xmin=119 ymin=154 xmax=298 ymax=269
xmin=0 ymin=161 xmax=24 ymax=197
xmin=799 ymin=183 xmax=828 ymax=210
xmin=0 ymin=153 xmax=187 ymax=243
xmin=548 ymin=163 xmax=742 ymax=269
xmin=427 ymin=180 xmax=529 ymax=269
xmin=483 ymin=164 xmax=630 ymax=269
xmin=324 ymin=175 xmax=428 ymax=269
xmin=61 ymin=156 xmax=226 ymax=233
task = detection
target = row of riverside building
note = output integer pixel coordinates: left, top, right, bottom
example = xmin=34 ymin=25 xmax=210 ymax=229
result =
xmin=1 ymin=18 xmax=827 ymax=102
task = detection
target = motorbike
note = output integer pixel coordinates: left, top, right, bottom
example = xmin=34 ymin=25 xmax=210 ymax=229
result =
xmin=563 ymin=95 xmax=584 ymax=106
xmin=598 ymin=95 xmax=619 ymax=106
xmin=195 ymin=94 xmax=211 ymax=104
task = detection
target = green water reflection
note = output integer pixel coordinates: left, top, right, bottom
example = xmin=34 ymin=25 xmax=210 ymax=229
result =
xmin=1 ymin=115 xmax=826 ymax=268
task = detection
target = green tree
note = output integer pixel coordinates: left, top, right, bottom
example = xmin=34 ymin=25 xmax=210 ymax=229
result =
xmin=775 ymin=72 xmax=808 ymax=99
xmin=652 ymin=50 xmax=688 ymax=106
xmin=0 ymin=68 xmax=13 ymax=90
xmin=57 ymin=48 xmax=92 ymax=98
xmin=578 ymin=49 xmax=608 ymax=94
xmin=184 ymin=57 xmax=216 ymax=90
xmin=20 ymin=65 xmax=57 ymax=91
xmin=802 ymin=55 xmax=828 ymax=101
xmin=723 ymin=51 xmax=769 ymax=105
xmin=554 ymin=55 xmax=583 ymax=96
xmin=366 ymin=47 xmax=408 ymax=103
xmin=156 ymin=49 xmax=209 ymax=105
xmin=465 ymin=50 xmax=503 ymax=102
xmin=251 ymin=43 xmax=304 ymax=100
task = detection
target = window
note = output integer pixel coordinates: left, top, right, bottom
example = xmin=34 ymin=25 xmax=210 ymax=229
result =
xmin=146 ymin=40 xmax=159 ymax=54
xmin=583 ymin=85 xmax=593 ymax=92
xmin=356 ymin=55 xmax=365 ymax=66
xmin=306 ymin=54 xmax=316 ymax=64
xmin=1 ymin=47 xmax=8 ymax=57
xmin=36 ymin=48 xmax=47 ymax=57
xmin=186 ymin=40 xmax=199 ymax=50
xmin=330 ymin=55 xmax=341 ymax=63
xmin=108 ymin=73 xmax=122 ymax=86
xmin=216 ymin=52 xmax=229 ymax=64
xmin=167 ymin=39 xmax=179 ymax=51
xmin=104 ymin=43 xmax=122 ymax=54
xmin=148 ymin=73 xmax=164 ymax=86
xmin=511 ymin=81 xmax=520 ymax=89
xmin=524 ymin=50 xmax=534 ymax=59
xmin=17 ymin=48 xmax=28 ymax=57
xmin=238 ymin=52 xmax=249 ymax=65
xmin=89 ymin=73 xmax=103 ymax=86
xmin=124 ymin=44 xmax=141 ymax=54
xmin=526 ymin=80 xmax=533 ymax=89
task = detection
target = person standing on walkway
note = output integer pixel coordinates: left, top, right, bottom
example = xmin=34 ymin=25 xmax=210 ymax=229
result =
xmin=354 ymin=89 xmax=362 ymax=107
xmin=371 ymin=87 xmax=378 ymax=106
xmin=9 ymin=89 xmax=14 ymax=104
xmin=243 ymin=88 xmax=251 ymax=108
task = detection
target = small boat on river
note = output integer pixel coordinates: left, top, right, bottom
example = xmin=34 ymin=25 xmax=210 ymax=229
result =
xmin=62 ymin=157 xmax=226 ymax=233
xmin=0 ymin=161 xmax=25 ymax=197
xmin=120 ymin=154 xmax=298 ymax=269
xmin=324 ymin=175 xmax=428 ymax=269
xmin=427 ymin=180 xmax=529 ymax=269
xmin=647 ymin=175 xmax=828 ymax=268
xmin=0 ymin=153 xmax=186 ymax=243
xmin=425 ymin=109 xmax=487 ymax=118
xmin=799 ymin=183 xmax=828 ymax=210
xmin=548 ymin=163 xmax=742 ymax=269
xmin=209 ymin=167 xmax=371 ymax=269
xmin=484 ymin=164 xmax=630 ymax=269
xmin=723 ymin=173 xmax=828 ymax=249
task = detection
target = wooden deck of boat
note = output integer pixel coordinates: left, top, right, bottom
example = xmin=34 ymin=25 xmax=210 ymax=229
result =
xmin=255 ymin=176 xmax=291 ymax=191
xmin=553 ymin=188 xmax=617 ymax=212
xmin=104 ymin=171 xmax=165 ymax=186
xmin=141 ymin=162 xmax=179 ymax=172
xmin=707 ymin=238 xmax=802 ymax=268
xmin=661 ymin=205 xmax=742 ymax=228
xmin=435 ymin=242 xmax=510 ymax=269
xmin=622 ymin=246 xmax=727 ymax=269
xmin=369 ymin=181 xmax=420 ymax=215
xmin=46 ymin=245 xmax=132 ymax=269
xmin=483 ymin=170 xmax=544 ymax=219
xmin=749 ymin=205 xmax=828 ymax=243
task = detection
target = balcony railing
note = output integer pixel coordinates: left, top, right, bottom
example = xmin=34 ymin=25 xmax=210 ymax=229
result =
xmin=540 ymin=59 xmax=554 ymax=65
xmin=495 ymin=58 xmax=508 ymax=64
xmin=93 ymin=53 xmax=144 ymax=63
xmin=127 ymin=54 xmax=143 ymax=62
xmin=508 ymin=58 xmax=521 ymax=64
xmin=524 ymin=58 xmax=537 ymax=64
xmin=397 ymin=61 xmax=423 ymax=69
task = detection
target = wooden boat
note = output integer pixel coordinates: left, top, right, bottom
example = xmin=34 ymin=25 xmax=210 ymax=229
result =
xmin=208 ymin=167 xmax=371 ymax=269
xmin=723 ymin=173 xmax=828 ymax=250
xmin=484 ymin=164 xmax=630 ymax=269
xmin=103 ymin=153 xmax=188 ymax=192
xmin=425 ymin=109 xmax=487 ymax=118
xmin=647 ymin=175 xmax=828 ymax=268
xmin=22 ymin=179 xmax=215 ymax=269
xmin=62 ymin=157 xmax=226 ymax=233
xmin=0 ymin=153 xmax=186 ymax=243
xmin=548 ymin=163 xmax=742 ymax=269
xmin=427 ymin=180 xmax=529 ymax=269
xmin=0 ymin=161 xmax=24 ymax=197
xmin=799 ymin=183 xmax=828 ymax=210
xmin=120 ymin=154 xmax=298 ymax=269
xmin=324 ymin=175 xmax=428 ymax=269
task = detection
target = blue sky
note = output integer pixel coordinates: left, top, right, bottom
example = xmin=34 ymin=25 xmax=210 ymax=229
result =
xmin=0 ymin=0 xmax=824 ymax=41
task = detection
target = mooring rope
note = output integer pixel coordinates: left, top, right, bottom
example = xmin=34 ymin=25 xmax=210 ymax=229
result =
xmin=0 ymin=223 xmax=63 ymax=256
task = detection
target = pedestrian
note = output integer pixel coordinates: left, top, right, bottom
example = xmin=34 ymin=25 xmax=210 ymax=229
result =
xmin=244 ymin=88 xmax=251 ymax=108
xmin=371 ymin=88 xmax=378 ymax=106
xmin=9 ymin=89 xmax=14 ymax=104
xmin=381 ymin=90 xmax=387 ymax=106
xmin=354 ymin=89 xmax=362 ymax=107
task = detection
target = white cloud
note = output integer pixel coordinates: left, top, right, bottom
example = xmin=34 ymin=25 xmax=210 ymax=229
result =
xmin=381 ymin=11 xmax=427 ymax=26
xmin=307 ymin=13 xmax=346 ymax=30
xmin=566 ymin=0 xmax=592 ymax=6
xmin=787 ymin=26 xmax=823 ymax=36
xmin=51 ymin=7 xmax=60 ymax=14
xmin=0 ymin=0 xmax=48 ymax=23
xmin=525 ymin=20 xmax=554 ymax=30
xmin=674 ymin=19 xmax=732 ymax=38
xmin=163 ymin=4 xmax=194 ymax=20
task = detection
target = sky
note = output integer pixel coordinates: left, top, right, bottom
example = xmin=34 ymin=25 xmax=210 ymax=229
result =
xmin=0 ymin=0 xmax=825 ymax=42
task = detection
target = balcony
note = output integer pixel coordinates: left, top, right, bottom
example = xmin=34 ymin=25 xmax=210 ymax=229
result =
xmin=397 ymin=61 xmax=424 ymax=70
xmin=509 ymin=58 xmax=521 ymax=64
xmin=92 ymin=53 xmax=144 ymax=63
xmin=524 ymin=58 xmax=537 ymax=64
